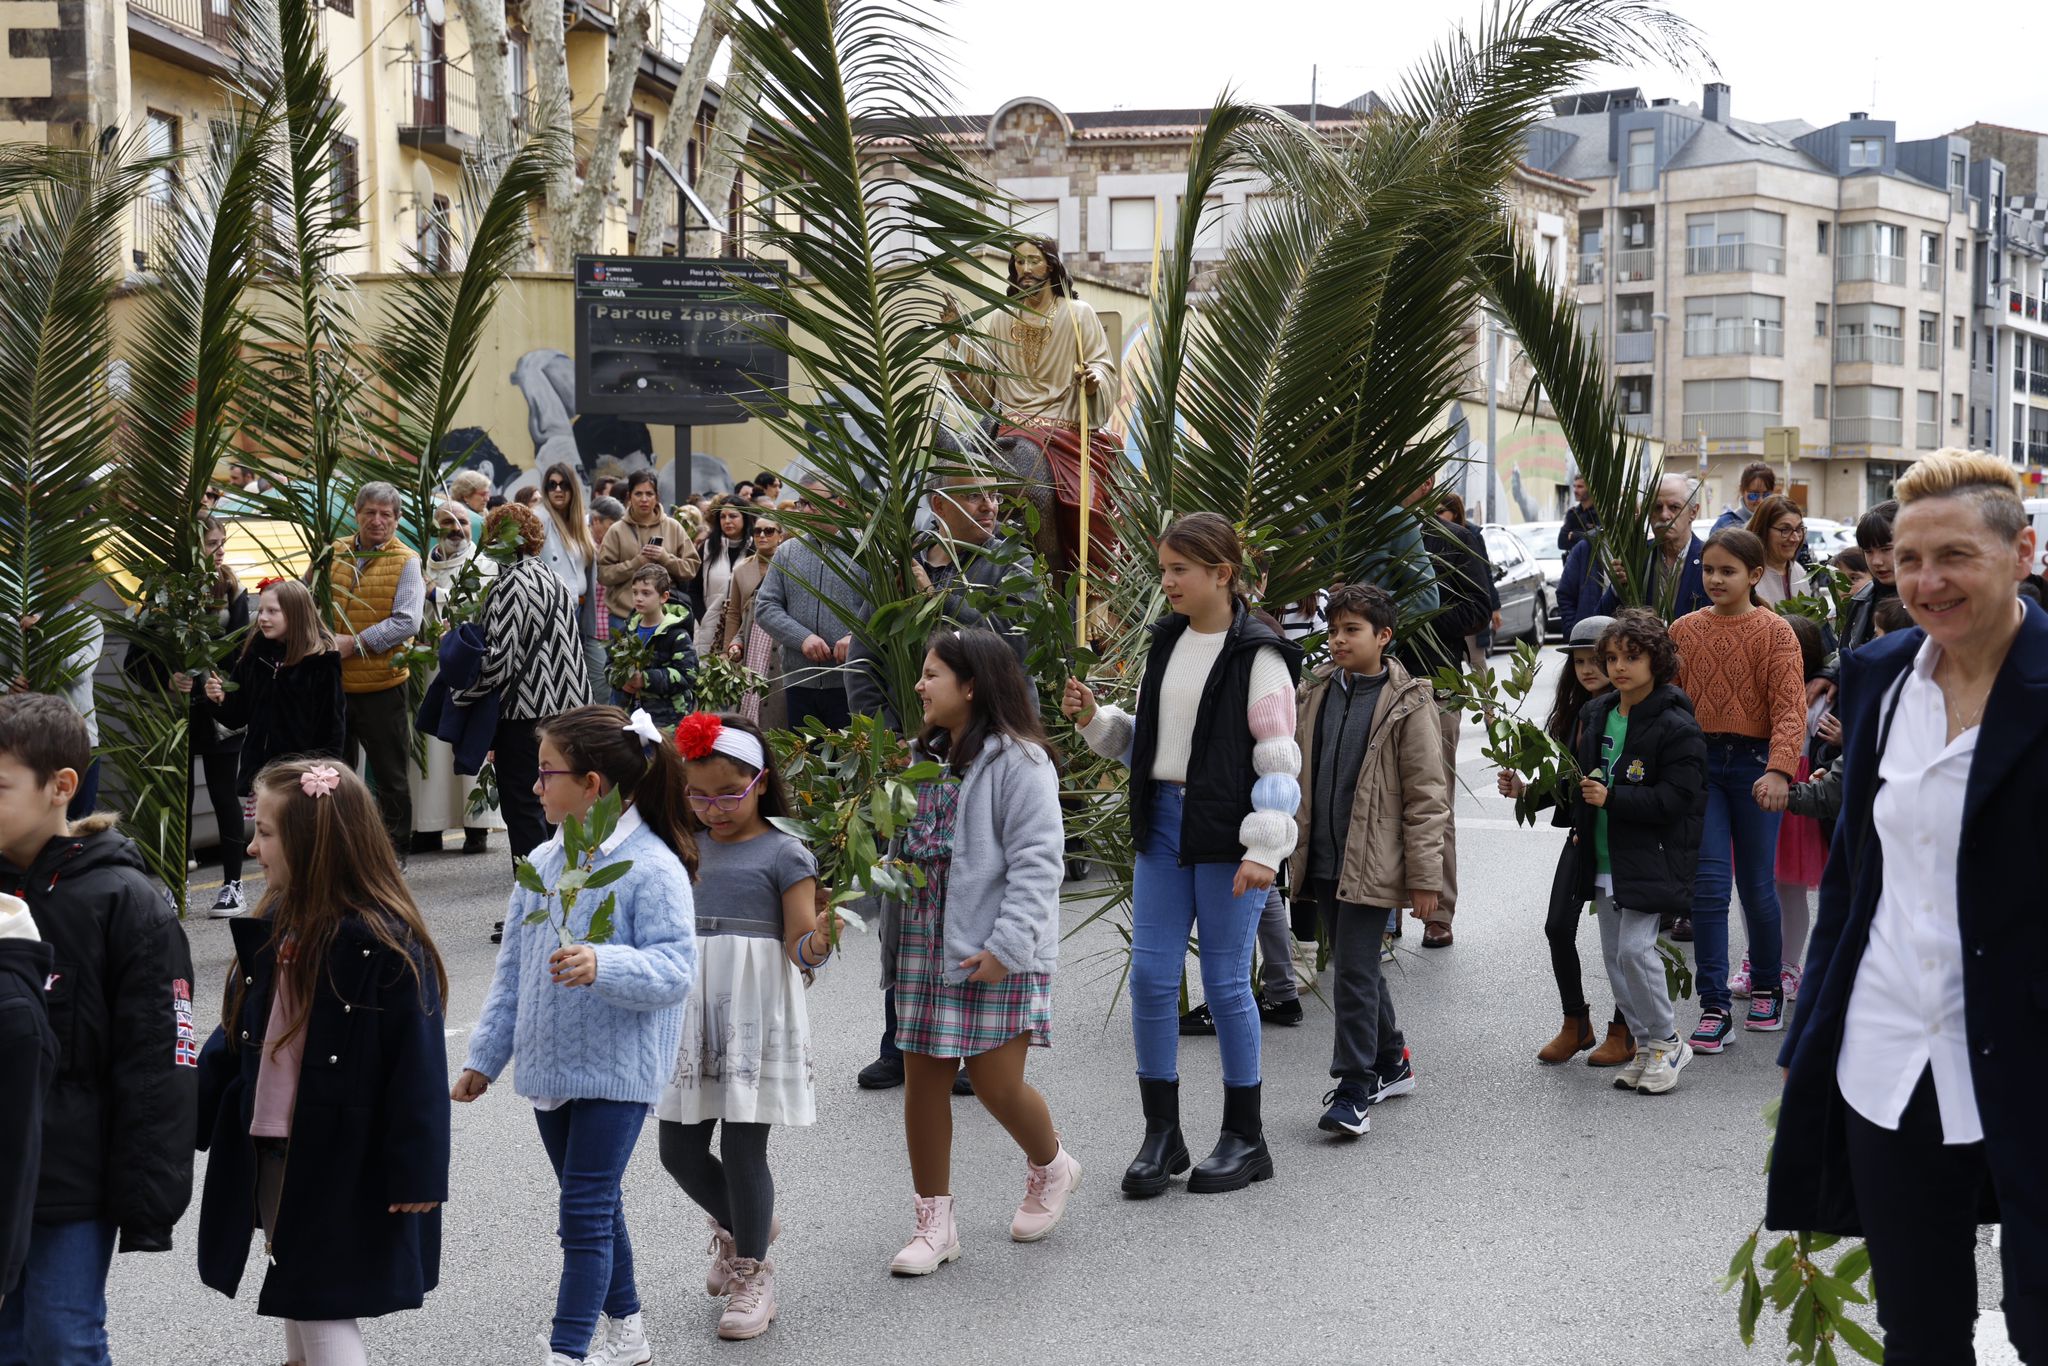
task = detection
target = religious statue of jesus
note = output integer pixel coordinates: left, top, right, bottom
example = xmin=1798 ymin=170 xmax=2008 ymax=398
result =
xmin=942 ymin=236 xmax=1120 ymax=580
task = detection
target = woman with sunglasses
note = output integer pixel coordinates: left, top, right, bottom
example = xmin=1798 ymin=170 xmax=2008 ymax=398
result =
xmin=658 ymin=711 xmax=828 ymax=1341
xmin=536 ymin=462 xmax=605 ymax=698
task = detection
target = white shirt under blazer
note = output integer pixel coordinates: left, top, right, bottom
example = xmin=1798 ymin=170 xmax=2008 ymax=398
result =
xmin=1834 ymin=636 xmax=1981 ymax=1144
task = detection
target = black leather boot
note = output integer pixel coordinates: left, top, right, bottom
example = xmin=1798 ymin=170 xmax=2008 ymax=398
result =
xmin=1121 ymin=1077 xmax=1191 ymax=1198
xmin=1187 ymin=1082 xmax=1275 ymax=1193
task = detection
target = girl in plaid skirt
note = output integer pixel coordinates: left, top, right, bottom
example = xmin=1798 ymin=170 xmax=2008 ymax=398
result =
xmin=885 ymin=631 xmax=1077 ymax=1276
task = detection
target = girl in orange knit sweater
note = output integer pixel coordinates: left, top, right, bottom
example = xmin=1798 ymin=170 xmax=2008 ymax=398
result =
xmin=1668 ymin=529 xmax=1806 ymax=1053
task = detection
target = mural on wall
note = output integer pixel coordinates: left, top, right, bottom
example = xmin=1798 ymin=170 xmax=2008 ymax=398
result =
xmin=1447 ymin=401 xmax=1575 ymax=525
xmin=440 ymin=348 xmax=734 ymax=501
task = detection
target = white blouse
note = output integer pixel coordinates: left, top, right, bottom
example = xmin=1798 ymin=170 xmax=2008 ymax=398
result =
xmin=1835 ymin=637 xmax=1981 ymax=1144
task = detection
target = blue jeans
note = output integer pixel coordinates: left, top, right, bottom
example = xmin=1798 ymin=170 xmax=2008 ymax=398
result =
xmin=533 ymin=1100 xmax=646 ymax=1357
xmin=0 ymin=1218 xmax=117 ymax=1365
xmin=1691 ymin=735 xmax=1784 ymax=1012
xmin=1131 ymin=786 xmax=1265 ymax=1087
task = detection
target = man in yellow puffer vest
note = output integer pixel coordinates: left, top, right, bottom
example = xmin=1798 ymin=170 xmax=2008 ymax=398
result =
xmin=328 ymin=482 xmax=424 ymax=859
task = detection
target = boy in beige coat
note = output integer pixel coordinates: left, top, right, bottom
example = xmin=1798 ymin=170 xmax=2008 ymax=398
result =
xmin=1288 ymin=584 xmax=1449 ymax=1137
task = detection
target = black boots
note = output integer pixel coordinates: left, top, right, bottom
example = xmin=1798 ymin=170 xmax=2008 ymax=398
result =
xmin=1121 ymin=1078 xmax=1191 ymax=1198
xmin=1187 ymin=1083 xmax=1274 ymax=1194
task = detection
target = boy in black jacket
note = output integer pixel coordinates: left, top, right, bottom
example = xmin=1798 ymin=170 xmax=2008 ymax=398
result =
xmin=1571 ymin=611 xmax=1707 ymax=1096
xmin=0 ymin=694 xmax=197 ymax=1359
xmin=0 ymin=890 xmax=56 ymax=1305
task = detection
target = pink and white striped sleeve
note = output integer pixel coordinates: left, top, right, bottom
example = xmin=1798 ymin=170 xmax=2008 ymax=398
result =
xmin=1240 ymin=647 xmax=1302 ymax=872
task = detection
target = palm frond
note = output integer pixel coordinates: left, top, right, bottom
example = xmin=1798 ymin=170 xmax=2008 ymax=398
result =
xmin=718 ymin=0 xmax=1022 ymax=721
xmin=358 ymin=128 xmax=566 ymax=549
xmin=0 ymin=142 xmax=154 ymax=685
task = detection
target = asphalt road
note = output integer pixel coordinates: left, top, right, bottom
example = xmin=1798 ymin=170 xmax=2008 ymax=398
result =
xmin=105 ymin=650 xmax=2016 ymax=1365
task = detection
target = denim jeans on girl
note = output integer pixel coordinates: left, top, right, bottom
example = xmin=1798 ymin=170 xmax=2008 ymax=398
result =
xmin=533 ymin=1098 xmax=647 ymax=1357
xmin=0 ymin=1217 xmax=117 ymax=1365
xmin=1691 ymin=734 xmax=1784 ymax=1013
xmin=1130 ymin=785 xmax=1266 ymax=1087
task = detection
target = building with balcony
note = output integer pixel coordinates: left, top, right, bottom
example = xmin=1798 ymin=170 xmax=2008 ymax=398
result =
xmin=1528 ymin=83 xmax=1974 ymax=517
xmin=0 ymin=0 xmax=744 ymax=276
xmin=1950 ymin=123 xmax=2048 ymax=486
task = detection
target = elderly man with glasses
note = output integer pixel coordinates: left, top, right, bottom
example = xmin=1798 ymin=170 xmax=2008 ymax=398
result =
xmin=328 ymin=481 xmax=425 ymax=860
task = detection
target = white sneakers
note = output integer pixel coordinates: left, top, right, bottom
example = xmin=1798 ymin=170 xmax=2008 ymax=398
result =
xmin=577 ymin=1312 xmax=650 ymax=1366
xmin=888 ymin=1195 xmax=961 ymax=1276
xmin=1635 ymin=1038 xmax=1693 ymax=1096
xmin=1010 ymin=1144 xmax=1082 ymax=1242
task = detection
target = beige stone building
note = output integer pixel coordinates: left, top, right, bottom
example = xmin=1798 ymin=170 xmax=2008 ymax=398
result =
xmin=0 ymin=0 xmax=743 ymax=275
xmin=1953 ymin=122 xmax=2048 ymax=489
xmin=1530 ymin=83 xmax=1977 ymax=519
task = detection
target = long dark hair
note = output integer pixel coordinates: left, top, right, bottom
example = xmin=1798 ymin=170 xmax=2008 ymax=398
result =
xmin=1704 ymin=527 xmax=1768 ymax=607
xmin=226 ymin=759 xmax=448 ymax=1050
xmin=678 ymin=713 xmax=792 ymax=833
xmin=916 ymin=629 xmax=1053 ymax=774
xmin=1006 ymin=236 xmax=1073 ymax=299
xmin=701 ymin=496 xmax=755 ymax=575
xmin=538 ymin=704 xmax=700 ymax=878
xmin=1544 ymin=645 xmax=1612 ymax=746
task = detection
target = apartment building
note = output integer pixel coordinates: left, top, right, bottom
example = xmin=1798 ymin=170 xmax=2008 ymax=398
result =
xmin=1527 ymin=83 xmax=1974 ymax=518
xmin=0 ymin=0 xmax=735 ymax=275
xmin=1954 ymin=122 xmax=2048 ymax=478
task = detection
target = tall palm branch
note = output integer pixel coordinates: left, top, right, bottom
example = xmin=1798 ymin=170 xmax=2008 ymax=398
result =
xmin=716 ymin=0 xmax=1024 ymax=720
xmin=0 ymin=144 xmax=154 ymax=687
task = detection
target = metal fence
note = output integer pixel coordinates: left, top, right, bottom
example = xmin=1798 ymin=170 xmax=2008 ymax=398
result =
xmin=129 ymin=0 xmax=232 ymax=40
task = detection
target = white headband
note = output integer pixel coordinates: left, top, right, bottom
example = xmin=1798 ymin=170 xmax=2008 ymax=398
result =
xmin=711 ymin=727 xmax=766 ymax=771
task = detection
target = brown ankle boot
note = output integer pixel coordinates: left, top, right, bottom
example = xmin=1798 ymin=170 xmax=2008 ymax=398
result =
xmin=1586 ymin=1019 xmax=1635 ymax=1068
xmin=1536 ymin=1014 xmax=1596 ymax=1064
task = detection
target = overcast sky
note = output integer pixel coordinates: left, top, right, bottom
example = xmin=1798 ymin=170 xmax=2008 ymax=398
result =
xmin=933 ymin=0 xmax=2047 ymax=141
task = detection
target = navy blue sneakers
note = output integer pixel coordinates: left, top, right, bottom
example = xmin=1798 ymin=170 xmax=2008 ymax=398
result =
xmin=1319 ymin=1082 xmax=1372 ymax=1137
xmin=1369 ymin=1050 xmax=1417 ymax=1104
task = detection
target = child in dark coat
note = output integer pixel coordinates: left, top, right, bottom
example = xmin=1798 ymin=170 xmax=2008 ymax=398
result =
xmin=196 ymin=759 xmax=449 ymax=1364
xmin=1569 ymin=611 xmax=1707 ymax=1096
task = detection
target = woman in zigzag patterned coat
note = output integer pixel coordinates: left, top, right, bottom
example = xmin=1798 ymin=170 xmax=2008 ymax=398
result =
xmin=458 ymin=503 xmax=593 ymax=858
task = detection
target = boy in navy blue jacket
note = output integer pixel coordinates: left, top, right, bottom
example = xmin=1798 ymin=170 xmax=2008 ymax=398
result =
xmin=0 ymin=694 xmax=197 ymax=1358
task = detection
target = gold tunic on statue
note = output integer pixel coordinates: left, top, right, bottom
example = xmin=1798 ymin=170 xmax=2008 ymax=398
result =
xmin=958 ymin=294 xmax=1117 ymax=430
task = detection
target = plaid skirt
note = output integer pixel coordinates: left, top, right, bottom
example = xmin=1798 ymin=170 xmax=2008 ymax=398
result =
xmin=893 ymin=892 xmax=1053 ymax=1058
xmin=894 ymin=780 xmax=1052 ymax=1058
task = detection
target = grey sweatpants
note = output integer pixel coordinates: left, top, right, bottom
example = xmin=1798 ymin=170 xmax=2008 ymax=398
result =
xmin=1257 ymin=885 xmax=1298 ymax=1003
xmin=1594 ymin=887 xmax=1673 ymax=1045
xmin=1315 ymin=882 xmax=1406 ymax=1083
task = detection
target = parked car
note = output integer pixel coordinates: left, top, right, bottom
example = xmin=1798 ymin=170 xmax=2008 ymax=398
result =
xmin=1803 ymin=518 xmax=1853 ymax=561
xmin=1509 ymin=520 xmax=1566 ymax=635
xmin=1479 ymin=523 xmax=1548 ymax=649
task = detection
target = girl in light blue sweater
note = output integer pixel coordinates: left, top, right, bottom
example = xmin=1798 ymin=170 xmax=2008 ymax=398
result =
xmin=456 ymin=704 xmax=698 ymax=1366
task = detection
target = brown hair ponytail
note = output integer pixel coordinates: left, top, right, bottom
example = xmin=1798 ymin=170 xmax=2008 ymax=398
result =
xmin=1159 ymin=511 xmax=1250 ymax=602
xmin=538 ymin=705 xmax=701 ymax=878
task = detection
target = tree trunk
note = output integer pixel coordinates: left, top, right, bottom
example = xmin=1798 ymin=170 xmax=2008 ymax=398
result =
xmin=523 ymin=0 xmax=575 ymax=267
xmin=685 ymin=41 xmax=757 ymax=257
xmin=564 ymin=0 xmax=651 ymax=256
xmin=634 ymin=2 xmax=722 ymax=254
xmin=455 ymin=0 xmax=513 ymax=161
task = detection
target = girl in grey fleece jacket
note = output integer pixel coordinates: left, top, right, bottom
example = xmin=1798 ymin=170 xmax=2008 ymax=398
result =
xmin=881 ymin=630 xmax=1078 ymax=1277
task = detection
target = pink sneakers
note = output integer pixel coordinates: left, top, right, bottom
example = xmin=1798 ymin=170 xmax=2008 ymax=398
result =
xmin=705 ymin=1214 xmax=782 ymax=1297
xmin=717 ymin=1258 xmax=776 ymax=1341
xmin=888 ymin=1195 xmax=961 ymax=1276
xmin=1009 ymin=1144 xmax=1082 ymax=1242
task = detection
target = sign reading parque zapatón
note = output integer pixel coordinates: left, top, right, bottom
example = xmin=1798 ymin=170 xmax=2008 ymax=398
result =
xmin=573 ymin=255 xmax=789 ymax=424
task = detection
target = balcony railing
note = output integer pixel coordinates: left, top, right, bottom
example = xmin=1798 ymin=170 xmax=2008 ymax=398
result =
xmin=1682 ymin=412 xmax=1778 ymax=442
xmin=129 ymin=0 xmax=231 ymax=41
xmin=1683 ymin=322 xmax=1785 ymax=358
xmin=397 ymin=60 xmax=479 ymax=160
xmin=2033 ymin=440 xmax=2048 ymax=461
xmin=1916 ymin=420 xmax=1940 ymax=449
xmin=2033 ymin=373 xmax=2048 ymax=396
xmin=1576 ymin=252 xmax=1604 ymax=285
xmin=1838 ymin=253 xmax=1906 ymax=285
xmin=1625 ymin=166 xmax=1656 ymax=192
xmin=1614 ymin=247 xmax=1654 ymax=282
xmin=131 ymin=196 xmax=177 ymax=271
xmin=1614 ymin=330 xmax=1655 ymax=364
xmin=1621 ymin=412 xmax=1652 ymax=434
xmin=1919 ymin=341 xmax=1940 ymax=370
xmin=2011 ymin=289 xmax=2024 ymax=315
xmin=1833 ymin=416 xmax=1903 ymax=446
xmin=1835 ymin=333 xmax=1904 ymax=365
xmin=1920 ymin=262 xmax=1942 ymax=292
xmin=2032 ymin=296 xmax=2042 ymax=321
xmin=1684 ymin=242 xmax=1784 ymax=276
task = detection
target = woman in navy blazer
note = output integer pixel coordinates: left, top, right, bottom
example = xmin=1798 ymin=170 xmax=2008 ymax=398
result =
xmin=1768 ymin=451 xmax=2048 ymax=1364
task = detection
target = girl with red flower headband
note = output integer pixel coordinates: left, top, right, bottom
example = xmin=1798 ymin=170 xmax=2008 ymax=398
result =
xmin=656 ymin=710 xmax=828 ymax=1342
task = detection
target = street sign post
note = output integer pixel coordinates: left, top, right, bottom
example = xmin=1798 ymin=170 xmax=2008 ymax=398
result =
xmin=573 ymin=255 xmax=788 ymax=425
